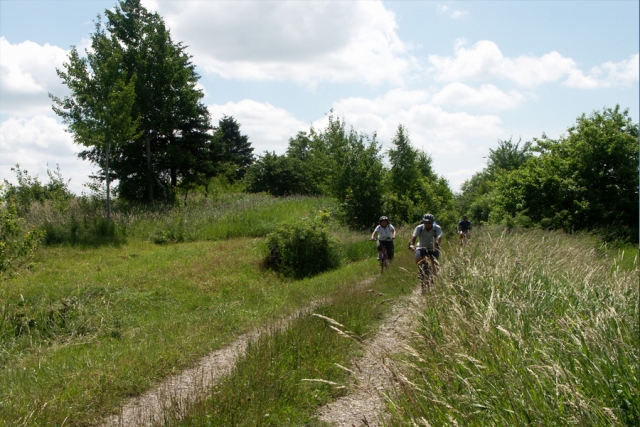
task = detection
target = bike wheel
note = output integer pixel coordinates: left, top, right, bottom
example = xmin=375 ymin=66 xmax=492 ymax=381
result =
xmin=419 ymin=260 xmax=431 ymax=293
xmin=380 ymin=251 xmax=387 ymax=274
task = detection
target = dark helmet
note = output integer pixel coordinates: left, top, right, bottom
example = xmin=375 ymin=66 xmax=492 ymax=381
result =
xmin=379 ymin=216 xmax=389 ymax=222
xmin=423 ymin=213 xmax=435 ymax=222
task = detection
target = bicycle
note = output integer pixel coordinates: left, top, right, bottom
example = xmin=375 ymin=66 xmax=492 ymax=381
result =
xmin=412 ymin=246 xmax=439 ymax=293
xmin=372 ymin=237 xmax=393 ymax=274
xmin=459 ymin=230 xmax=470 ymax=246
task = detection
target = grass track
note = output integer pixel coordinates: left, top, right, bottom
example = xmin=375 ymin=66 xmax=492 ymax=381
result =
xmin=0 ymin=230 xmax=381 ymax=426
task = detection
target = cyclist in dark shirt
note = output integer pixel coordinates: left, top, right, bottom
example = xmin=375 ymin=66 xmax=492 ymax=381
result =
xmin=457 ymin=215 xmax=472 ymax=245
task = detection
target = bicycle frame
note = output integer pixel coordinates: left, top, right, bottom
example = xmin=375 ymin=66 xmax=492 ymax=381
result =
xmin=415 ymin=247 xmax=439 ymax=293
xmin=378 ymin=238 xmax=393 ymax=274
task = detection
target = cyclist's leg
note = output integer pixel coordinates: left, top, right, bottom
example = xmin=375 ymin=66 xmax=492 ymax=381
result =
xmin=376 ymin=240 xmax=383 ymax=260
xmin=386 ymin=241 xmax=395 ymax=260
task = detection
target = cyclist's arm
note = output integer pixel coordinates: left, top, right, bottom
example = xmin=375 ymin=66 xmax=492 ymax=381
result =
xmin=435 ymin=227 xmax=443 ymax=248
xmin=409 ymin=234 xmax=417 ymax=249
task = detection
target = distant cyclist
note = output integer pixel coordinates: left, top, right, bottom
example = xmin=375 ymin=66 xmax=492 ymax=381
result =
xmin=457 ymin=215 xmax=472 ymax=245
xmin=370 ymin=216 xmax=396 ymax=260
xmin=409 ymin=213 xmax=442 ymax=264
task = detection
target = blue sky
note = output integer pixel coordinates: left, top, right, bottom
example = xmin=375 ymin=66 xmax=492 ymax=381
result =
xmin=1 ymin=0 xmax=638 ymax=194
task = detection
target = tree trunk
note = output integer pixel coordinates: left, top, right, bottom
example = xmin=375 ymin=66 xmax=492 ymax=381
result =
xmin=155 ymin=176 xmax=168 ymax=206
xmin=171 ymin=168 xmax=177 ymax=187
xmin=146 ymin=136 xmax=153 ymax=205
xmin=106 ymin=141 xmax=111 ymax=221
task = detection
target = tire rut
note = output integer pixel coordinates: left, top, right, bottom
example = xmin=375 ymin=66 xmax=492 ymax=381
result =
xmin=100 ymin=278 xmax=376 ymax=427
xmin=315 ymin=286 xmax=424 ymax=427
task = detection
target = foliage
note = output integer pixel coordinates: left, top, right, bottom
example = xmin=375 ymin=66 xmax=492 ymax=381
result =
xmin=246 ymin=113 xmax=384 ymax=229
xmin=456 ymin=137 xmax=532 ymax=223
xmin=209 ymin=115 xmax=254 ymax=183
xmin=51 ymin=0 xmax=214 ymax=204
xmin=50 ymin=25 xmax=140 ymax=218
xmin=245 ymin=152 xmax=318 ymax=196
xmin=265 ymin=220 xmax=342 ymax=279
xmin=458 ymin=106 xmax=638 ymax=242
xmin=0 ymin=202 xmax=44 ymax=279
xmin=1 ymin=165 xmax=73 ymax=215
xmin=491 ymin=106 xmax=638 ymax=239
xmin=383 ymin=125 xmax=457 ymax=228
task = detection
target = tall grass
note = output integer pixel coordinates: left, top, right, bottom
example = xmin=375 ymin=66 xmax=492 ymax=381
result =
xmin=386 ymin=227 xmax=639 ymax=426
xmin=20 ymin=193 xmax=337 ymax=246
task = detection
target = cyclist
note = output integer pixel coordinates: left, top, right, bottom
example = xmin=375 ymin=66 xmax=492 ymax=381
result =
xmin=370 ymin=216 xmax=396 ymax=261
xmin=409 ymin=213 xmax=442 ymax=265
xmin=457 ymin=215 xmax=472 ymax=245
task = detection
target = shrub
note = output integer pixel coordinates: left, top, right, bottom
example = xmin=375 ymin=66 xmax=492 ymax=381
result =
xmin=0 ymin=203 xmax=44 ymax=279
xmin=264 ymin=220 xmax=341 ymax=279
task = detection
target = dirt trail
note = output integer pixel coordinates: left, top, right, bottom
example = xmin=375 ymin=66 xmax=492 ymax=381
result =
xmin=315 ymin=286 xmax=424 ymax=427
xmin=100 ymin=279 xmax=376 ymax=427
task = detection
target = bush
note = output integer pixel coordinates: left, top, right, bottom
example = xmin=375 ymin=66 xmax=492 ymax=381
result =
xmin=0 ymin=203 xmax=44 ymax=279
xmin=264 ymin=220 xmax=341 ymax=279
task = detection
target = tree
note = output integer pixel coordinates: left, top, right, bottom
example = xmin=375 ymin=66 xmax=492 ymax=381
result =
xmin=51 ymin=0 xmax=213 ymax=205
xmin=490 ymin=106 xmax=638 ymax=239
xmin=245 ymin=152 xmax=316 ymax=196
xmin=210 ymin=116 xmax=254 ymax=182
xmin=51 ymin=24 xmax=139 ymax=218
xmin=383 ymin=124 xmax=456 ymax=225
xmin=387 ymin=124 xmax=420 ymax=199
xmin=456 ymin=137 xmax=532 ymax=223
xmin=486 ymin=138 xmax=532 ymax=174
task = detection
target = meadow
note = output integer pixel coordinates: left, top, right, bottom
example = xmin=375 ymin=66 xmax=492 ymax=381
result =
xmin=1 ymin=193 xmax=637 ymax=426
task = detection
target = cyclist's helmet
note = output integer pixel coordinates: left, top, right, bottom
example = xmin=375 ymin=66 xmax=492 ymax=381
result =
xmin=423 ymin=213 xmax=435 ymax=222
xmin=379 ymin=216 xmax=389 ymax=222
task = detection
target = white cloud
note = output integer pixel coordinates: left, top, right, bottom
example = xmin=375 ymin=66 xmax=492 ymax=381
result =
xmin=144 ymin=0 xmax=415 ymax=87
xmin=566 ymin=53 xmax=639 ymax=88
xmin=0 ymin=115 xmax=92 ymax=194
xmin=208 ymin=100 xmax=309 ymax=155
xmin=327 ymin=90 xmax=506 ymax=190
xmin=329 ymin=89 xmax=503 ymax=154
xmin=431 ymin=83 xmax=526 ymax=109
xmin=436 ymin=4 xmax=468 ymax=19
xmin=0 ymin=37 xmax=69 ymax=116
xmin=429 ymin=40 xmax=639 ymax=88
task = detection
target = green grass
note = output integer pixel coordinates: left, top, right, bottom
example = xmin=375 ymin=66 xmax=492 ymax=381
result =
xmin=386 ymin=227 xmax=639 ymax=426
xmin=161 ymin=235 xmax=419 ymax=426
xmin=0 ymin=236 xmax=382 ymax=426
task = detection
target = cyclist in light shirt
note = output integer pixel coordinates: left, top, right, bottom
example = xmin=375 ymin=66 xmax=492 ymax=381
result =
xmin=409 ymin=213 xmax=442 ymax=264
xmin=370 ymin=216 xmax=396 ymax=260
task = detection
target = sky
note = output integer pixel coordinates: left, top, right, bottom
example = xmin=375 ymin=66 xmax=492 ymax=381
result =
xmin=1 ymin=0 xmax=638 ymax=194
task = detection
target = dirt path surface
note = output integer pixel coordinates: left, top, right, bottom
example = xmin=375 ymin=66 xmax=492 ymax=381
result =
xmin=315 ymin=286 xmax=424 ymax=427
xmin=100 ymin=279 xmax=376 ymax=427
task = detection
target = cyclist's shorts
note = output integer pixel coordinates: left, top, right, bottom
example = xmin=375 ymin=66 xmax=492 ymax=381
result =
xmin=376 ymin=240 xmax=394 ymax=259
xmin=415 ymin=248 xmax=439 ymax=260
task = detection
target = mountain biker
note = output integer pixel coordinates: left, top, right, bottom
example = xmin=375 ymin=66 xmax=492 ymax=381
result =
xmin=457 ymin=215 xmax=472 ymax=245
xmin=370 ymin=216 xmax=396 ymax=260
xmin=409 ymin=213 xmax=442 ymax=264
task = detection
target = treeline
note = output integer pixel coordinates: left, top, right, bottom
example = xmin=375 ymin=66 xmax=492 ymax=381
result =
xmin=457 ymin=106 xmax=639 ymax=242
xmin=244 ymin=116 xmax=455 ymax=229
